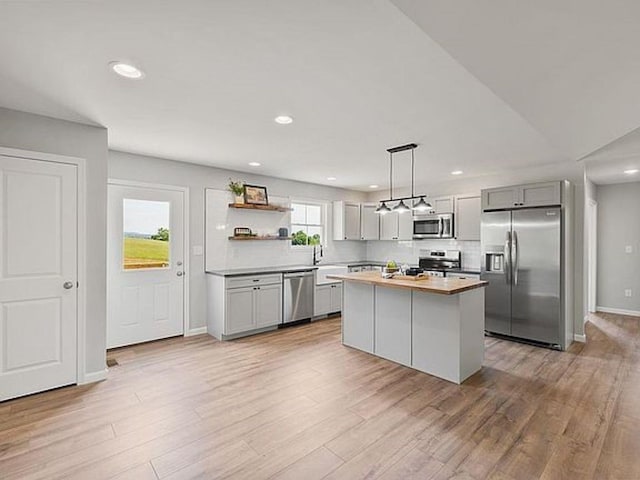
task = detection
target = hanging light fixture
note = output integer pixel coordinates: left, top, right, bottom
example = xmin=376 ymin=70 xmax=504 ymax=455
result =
xmin=393 ymin=199 xmax=411 ymax=213
xmin=375 ymin=201 xmax=392 ymax=215
xmin=412 ymin=196 xmax=432 ymax=212
xmin=375 ymin=143 xmax=430 ymax=215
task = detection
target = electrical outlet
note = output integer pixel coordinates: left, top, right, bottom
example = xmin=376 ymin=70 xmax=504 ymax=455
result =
xmin=625 ymin=245 xmax=633 ymax=254
xmin=625 ymin=289 xmax=632 ymax=297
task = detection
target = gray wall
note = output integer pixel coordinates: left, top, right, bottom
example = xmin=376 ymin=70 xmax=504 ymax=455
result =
xmin=109 ymin=150 xmax=368 ymax=331
xmin=0 ymin=107 xmax=108 ymax=375
xmin=597 ymin=182 xmax=640 ymax=313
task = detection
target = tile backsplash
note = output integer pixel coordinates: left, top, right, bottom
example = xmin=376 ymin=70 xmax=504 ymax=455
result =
xmin=366 ymin=239 xmax=481 ymax=271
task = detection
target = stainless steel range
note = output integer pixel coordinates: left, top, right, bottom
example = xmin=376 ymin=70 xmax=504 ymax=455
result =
xmin=418 ymin=250 xmax=461 ymax=277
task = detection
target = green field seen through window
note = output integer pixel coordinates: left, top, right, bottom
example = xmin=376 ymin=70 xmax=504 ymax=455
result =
xmin=123 ymin=237 xmax=169 ymax=269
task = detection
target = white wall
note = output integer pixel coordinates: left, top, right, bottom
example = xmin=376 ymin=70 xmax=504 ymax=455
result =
xmin=108 ymin=150 xmax=367 ymax=331
xmin=0 ymin=107 xmax=108 ymax=376
xmin=596 ymin=182 xmax=640 ymax=314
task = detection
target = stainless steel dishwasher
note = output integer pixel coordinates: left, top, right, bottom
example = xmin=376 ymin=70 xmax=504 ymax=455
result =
xmin=282 ymin=270 xmax=314 ymax=325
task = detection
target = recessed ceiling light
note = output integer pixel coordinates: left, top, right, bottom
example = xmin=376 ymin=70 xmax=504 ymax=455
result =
xmin=248 ymin=162 xmax=261 ymax=167
xmin=327 ymin=176 xmax=337 ymax=181
xmin=451 ymin=170 xmax=463 ymax=175
xmin=369 ymin=185 xmax=379 ymax=189
xmin=109 ymin=61 xmax=144 ymax=79
xmin=624 ymin=168 xmax=639 ymax=175
xmin=274 ymin=115 xmax=293 ymax=125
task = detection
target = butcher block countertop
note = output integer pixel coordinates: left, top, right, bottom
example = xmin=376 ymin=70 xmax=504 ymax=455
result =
xmin=327 ymin=271 xmax=488 ymax=295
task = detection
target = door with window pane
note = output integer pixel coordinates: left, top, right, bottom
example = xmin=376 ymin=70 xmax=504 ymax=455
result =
xmin=291 ymin=202 xmax=324 ymax=246
xmin=107 ymin=184 xmax=185 ymax=348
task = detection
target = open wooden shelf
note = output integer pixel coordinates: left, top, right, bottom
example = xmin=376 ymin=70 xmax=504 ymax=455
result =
xmin=228 ymin=203 xmax=291 ymax=212
xmin=228 ymin=236 xmax=293 ymax=241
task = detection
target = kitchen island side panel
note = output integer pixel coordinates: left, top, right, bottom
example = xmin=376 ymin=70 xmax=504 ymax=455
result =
xmin=459 ymin=288 xmax=485 ymax=381
xmin=374 ymin=286 xmax=412 ymax=366
xmin=342 ymin=282 xmax=374 ymax=353
xmin=411 ymin=292 xmax=462 ymax=383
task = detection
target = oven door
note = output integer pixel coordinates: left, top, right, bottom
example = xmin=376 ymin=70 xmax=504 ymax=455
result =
xmin=413 ymin=215 xmax=442 ymax=238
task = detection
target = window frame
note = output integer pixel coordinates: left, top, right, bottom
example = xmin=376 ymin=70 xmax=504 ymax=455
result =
xmin=289 ymin=199 xmax=327 ymax=248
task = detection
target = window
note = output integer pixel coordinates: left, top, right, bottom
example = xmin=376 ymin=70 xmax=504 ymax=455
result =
xmin=122 ymin=199 xmax=170 ymax=270
xmin=291 ymin=202 xmax=324 ymax=246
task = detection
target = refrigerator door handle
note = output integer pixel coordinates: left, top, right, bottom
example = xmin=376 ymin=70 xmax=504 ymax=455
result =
xmin=504 ymin=231 xmax=512 ymax=284
xmin=512 ymin=230 xmax=519 ymax=285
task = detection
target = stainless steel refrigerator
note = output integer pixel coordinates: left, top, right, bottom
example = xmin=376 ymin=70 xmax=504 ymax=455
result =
xmin=481 ymin=207 xmax=563 ymax=348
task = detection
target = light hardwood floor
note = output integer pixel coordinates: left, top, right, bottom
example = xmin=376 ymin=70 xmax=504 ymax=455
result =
xmin=1 ymin=312 xmax=639 ymax=479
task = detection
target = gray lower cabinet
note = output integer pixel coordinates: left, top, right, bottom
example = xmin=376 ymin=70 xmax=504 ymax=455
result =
xmin=226 ymin=287 xmax=255 ymax=334
xmin=255 ymin=283 xmax=283 ymax=328
xmin=314 ymin=283 xmax=342 ymax=316
xmin=207 ymin=273 xmax=283 ymax=339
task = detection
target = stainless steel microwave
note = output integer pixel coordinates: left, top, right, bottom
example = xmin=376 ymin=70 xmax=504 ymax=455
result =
xmin=413 ymin=213 xmax=454 ymax=239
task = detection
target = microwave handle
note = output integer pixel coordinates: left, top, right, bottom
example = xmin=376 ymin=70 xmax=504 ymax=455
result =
xmin=438 ymin=217 xmax=444 ymax=237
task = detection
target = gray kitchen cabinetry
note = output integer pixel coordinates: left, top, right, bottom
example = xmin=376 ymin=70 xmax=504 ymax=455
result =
xmin=208 ymin=273 xmax=283 ymax=339
xmin=314 ymin=283 xmax=343 ymax=316
xmin=333 ymin=201 xmax=361 ymax=240
xmin=379 ymin=212 xmax=412 ymax=240
xmin=482 ymin=182 xmax=561 ymax=210
xmin=431 ymin=196 xmax=455 ymax=214
xmin=455 ymin=195 xmax=481 ymax=241
xmin=360 ymin=203 xmax=380 ymax=240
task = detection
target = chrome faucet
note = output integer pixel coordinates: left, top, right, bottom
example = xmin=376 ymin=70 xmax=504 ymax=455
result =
xmin=312 ymin=245 xmax=324 ymax=266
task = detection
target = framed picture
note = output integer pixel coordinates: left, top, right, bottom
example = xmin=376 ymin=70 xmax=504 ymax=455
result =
xmin=243 ymin=184 xmax=269 ymax=205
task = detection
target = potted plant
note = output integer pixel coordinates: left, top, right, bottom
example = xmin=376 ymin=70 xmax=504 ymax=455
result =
xmin=228 ymin=179 xmax=245 ymax=204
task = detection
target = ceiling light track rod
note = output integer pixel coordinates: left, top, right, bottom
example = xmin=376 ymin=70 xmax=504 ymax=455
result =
xmin=386 ymin=143 xmax=418 ymax=154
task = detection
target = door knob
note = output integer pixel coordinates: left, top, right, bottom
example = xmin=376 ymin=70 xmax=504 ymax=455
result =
xmin=176 ymin=271 xmax=184 ymax=277
xmin=63 ymin=281 xmax=74 ymax=289
xmin=177 ymin=261 xmax=183 ymax=266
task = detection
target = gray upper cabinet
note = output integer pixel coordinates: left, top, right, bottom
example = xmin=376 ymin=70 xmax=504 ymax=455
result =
xmin=520 ymin=182 xmax=561 ymax=207
xmin=482 ymin=182 xmax=561 ymax=210
xmin=431 ymin=196 xmax=455 ymax=214
xmin=380 ymin=212 xmax=412 ymax=240
xmin=482 ymin=186 xmax=519 ymax=210
xmin=360 ymin=203 xmax=380 ymax=240
xmin=333 ymin=201 xmax=361 ymax=240
xmin=455 ymin=195 xmax=481 ymax=241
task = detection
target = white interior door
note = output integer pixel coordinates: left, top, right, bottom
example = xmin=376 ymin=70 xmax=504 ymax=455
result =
xmin=107 ymin=184 xmax=185 ymax=348
xmin=0 ymin=155 xmax=78 ymax=401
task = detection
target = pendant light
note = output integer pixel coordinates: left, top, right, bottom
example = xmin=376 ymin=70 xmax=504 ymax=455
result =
xmin=375 ymin=201 xmax=392 ymax=215
xmin=375 ymin=143 xmax=430 ymax=214
xmin=412 ymin=196 xmax=432 ymax=212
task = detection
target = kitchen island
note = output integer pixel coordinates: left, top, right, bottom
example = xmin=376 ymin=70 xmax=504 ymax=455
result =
xmin=328 ymin=271 xmax=488 ymax=384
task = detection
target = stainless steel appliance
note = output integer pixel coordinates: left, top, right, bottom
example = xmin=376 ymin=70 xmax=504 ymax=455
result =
xmin=481 ymin=207 xmax=562 ymax=348
xmin=418 ymin=250 xmax=461 ymax=276
xmin=283 ymin=270 xmax=314 ymax=325
xmin=413 ymin=213 xmax=454 ymax=239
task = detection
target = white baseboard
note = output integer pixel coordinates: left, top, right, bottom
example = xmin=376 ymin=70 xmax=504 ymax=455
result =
xmin=596 ymin=306 xmax=640 ymax=317
xmin=80 ymin=368 xmax=108 ymax=385
xmin=573 ymin=334 xmax=586 ymax=343
xmin=186 ymin=326 xmax=208 ymax=337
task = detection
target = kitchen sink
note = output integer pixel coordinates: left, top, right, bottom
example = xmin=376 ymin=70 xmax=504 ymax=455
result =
xmin=315 ymin=265 xmax=348 ymax=285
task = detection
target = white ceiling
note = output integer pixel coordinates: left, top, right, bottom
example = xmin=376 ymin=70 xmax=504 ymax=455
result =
xmin=584 ymin=126 xmax=640 ymax=184
xmin=3 ymin=2 xmax=638 ymax=190
xmin=0 ymin=0 xmax=567 ymax=190
xmin=391 ymin=0 xmax=640 ymax=162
